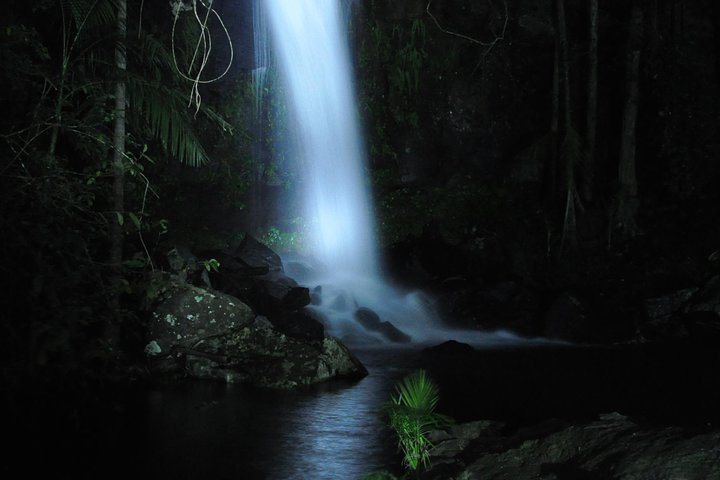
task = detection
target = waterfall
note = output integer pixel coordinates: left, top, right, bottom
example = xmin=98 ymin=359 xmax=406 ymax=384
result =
xmin=251 ymin=0 xmax=268 ymax=119
xmin=260 ymin=0 xmax=556 ymax=347
xmin=265 ymin=0 xmax=379 ymax=280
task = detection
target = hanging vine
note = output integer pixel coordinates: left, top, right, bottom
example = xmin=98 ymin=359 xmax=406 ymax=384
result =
xmin=170 ymin=0 xmax=234 ymax=116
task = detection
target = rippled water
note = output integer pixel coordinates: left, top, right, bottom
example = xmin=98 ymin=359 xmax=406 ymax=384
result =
xmin=141 ymin=348 xmax=419 ymax=480
xmin=12 ymin=342 xmax=720 ymax=479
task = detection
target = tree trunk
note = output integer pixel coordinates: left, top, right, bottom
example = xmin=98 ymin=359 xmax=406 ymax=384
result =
xmin=713 ymin=1 xmax=720 ymax=88
xmin=549 ymin=8 xmax=560 ymax=199
xmin=615 ymin=4 xmax=644 ymax=241
xmin=583 ymin=0 xmax=598 ymax=202
xmin=110 ymin=0 xmax=127 ymax=315
xmin=556 ymin=0 xmax=577 ymax=251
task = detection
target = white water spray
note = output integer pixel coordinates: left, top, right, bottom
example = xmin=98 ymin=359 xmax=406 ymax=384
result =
xmin=266 ymin=0 xmax=379 ymax=279
xmin=261 ymin=0 xmax=555 ymax=347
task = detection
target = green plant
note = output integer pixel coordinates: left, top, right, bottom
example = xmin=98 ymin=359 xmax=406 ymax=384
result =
xmin=202 ymin=258 xmax=220 ymax=272
xmin=385 ymin=370 xmax=451 ymax=473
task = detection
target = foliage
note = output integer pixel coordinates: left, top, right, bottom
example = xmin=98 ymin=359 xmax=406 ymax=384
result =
xmin=385 ymin=370 xmax=451 ymax=473
xmin=202 ymin=258 xmax=220 ymax=272
xmin=257 ymin=219 xmax=307 ymax=254
xmin=357 ymin=17 xmax=428 ymax=164
xmin=0 ymin=0 xmax=234 ymax=381
xmin=376 ymin=174 xmax=510 ymax=245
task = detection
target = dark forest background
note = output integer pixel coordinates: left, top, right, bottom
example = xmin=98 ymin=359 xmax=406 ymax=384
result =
xmin=1 ymin=0 xmax=719 ymax=388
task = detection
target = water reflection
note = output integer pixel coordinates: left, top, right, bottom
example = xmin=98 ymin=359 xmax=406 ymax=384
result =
xmin=143 ymin=349 xmax=416 ymax=479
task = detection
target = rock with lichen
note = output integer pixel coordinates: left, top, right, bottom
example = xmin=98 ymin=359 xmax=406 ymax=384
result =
xmin=145 ymin=274 xmax=367 ymax=388
xmin=146 ymin=274 xmax=255 ymax=356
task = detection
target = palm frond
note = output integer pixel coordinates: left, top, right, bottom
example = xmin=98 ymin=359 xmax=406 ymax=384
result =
xmin=65 ymin=0 xmax=118 ymax=33
xmin=393 ymin=369 xmax=440 ymax=414
xmin=127 ymin=76 xmax=206 ymax=166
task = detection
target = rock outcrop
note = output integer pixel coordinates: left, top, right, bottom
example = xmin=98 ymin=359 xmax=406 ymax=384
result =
xmin=425 ymin=413 xmax=720 ymax=480
xmin=145 ymin=274 xmax=367 ymax=388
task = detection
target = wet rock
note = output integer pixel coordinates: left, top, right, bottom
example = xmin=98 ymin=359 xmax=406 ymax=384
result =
xmin=271 ymin=308 xmax=325 ymax=342
xmin=183 ymin=328 xmax=367 ymax=388
xmin=146 ymin=275 xmax=366 ymax=388
xmin=203 ymin=236 xmax=311 ymax=319
xmin=423 ymin=340 xmax=476 ymax=360
xmin=309 ymin=285 xmax=322 ymax=305
xmin=640 ymin=287 xmax=697 ymax=340
xmin=682 ymin=310 xmax=720 ymax=345
xmin=684 ymin=274 xmax=720 ymax=316
xmin=425 ymin=413 xmax=720 ymax=480
xmin=354 ymin=307 xmax=412 ymax=343
xmin=234 ymin=234 xmax=283 ymax=273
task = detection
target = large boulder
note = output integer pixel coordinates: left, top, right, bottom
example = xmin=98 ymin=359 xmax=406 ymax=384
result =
xmin=145 ymin=274 xmax=255 ymax=357
xmin=203 ymin=236 xmax=311 ymax=320
xmin=176 ymin=328 xmax=367 ymax=389
xmin=145 ymin=276 xmax=366 ymax=388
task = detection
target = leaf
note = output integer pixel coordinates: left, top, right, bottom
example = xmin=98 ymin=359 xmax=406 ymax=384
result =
xmin=128 ymin=212 xmax=141 ymax=229
xmin=115 ymin=211 xmax=124 ymax=226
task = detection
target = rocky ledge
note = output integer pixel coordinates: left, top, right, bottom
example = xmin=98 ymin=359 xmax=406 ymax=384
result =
xmin=425 ymin=413 xmax=720 ymax=480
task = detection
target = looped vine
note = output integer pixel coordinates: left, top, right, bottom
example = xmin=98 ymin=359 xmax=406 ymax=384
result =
xmin=170 ymin=0 xmax=234 ymax=116
xmin=425 ymin=0 xmax=509 ymax=61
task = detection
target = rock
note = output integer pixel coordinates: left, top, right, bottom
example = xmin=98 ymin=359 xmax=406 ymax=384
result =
xmin=684 ymin=275 xmax=720 ymax=316
xmin=542 ymin=292 xmax=595 ymax=343
xmin=428 ymin=420 xmax=505 ymax=460
xmin=145 ymin=275 xmax=366 ymax=388
xmin=354 ymin=307 xmax=412 ymax=343
xmin=425 ymin=414 xmax=720 ymax=480
xmin=354 ymin=307 xmax=381 ymax=329
xmin=683 ymin=310 xmax=720 ymax=345
xmin=235 ymin=234 xmax=283 ymax=273
xmin=310 ymin=285 xmax=322 ymax=305
xmin=271 ymin=308 xmax=325 ymax=342
xmin=204 ymin=237 xmax=311 ymax=319
xmin=640 ymin=287 xmax=698 ymax=340
xmin=260 ymin=277 xmax=311 ymax=311
xmin=182 ymin=328 xmax=367 ymax=388
xmin=644 ymin=287 xmax=697 ymax=320
xmin=146 ymin=274 xmax=255 ymax=356
xmin=166 ymin=245 xmax=211 ymax=287
xmin=253 ymin=315 xmax=273 ymax=329
xmin=423 ymin=340 xmax=476 ymax=359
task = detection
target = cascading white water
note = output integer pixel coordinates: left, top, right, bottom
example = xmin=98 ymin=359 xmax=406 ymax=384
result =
xmin=261 ymin=0 xmax=558 ymax=347
xmin=251 ymin=0 xmax=268 ymax=118
xmin=266 ymin=0 xmax=380 ymax=280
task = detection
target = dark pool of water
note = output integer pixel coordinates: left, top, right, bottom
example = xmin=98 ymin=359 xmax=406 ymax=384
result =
xmin=8 ymin=342 xmax=720 ymax=479
xmin=137 ymin=348 xmax=419 ymax=480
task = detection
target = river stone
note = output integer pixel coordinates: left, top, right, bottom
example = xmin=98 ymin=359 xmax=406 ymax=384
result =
xmin=146 ymin=275 xmax=255 ymax=355
xmin=354 ymin=307 xmax=412 ymax=343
